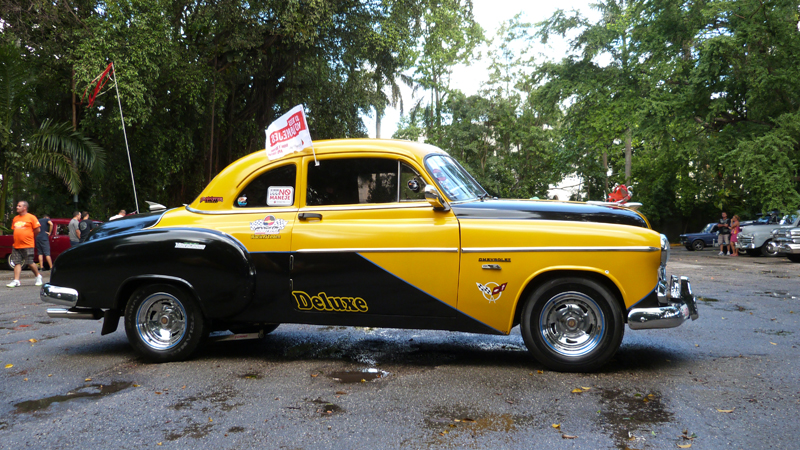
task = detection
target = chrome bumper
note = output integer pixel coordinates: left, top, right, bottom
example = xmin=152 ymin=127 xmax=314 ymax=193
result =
xmin=628 ymin=276 xmax=699 ymax=330
xmin=778 ymin=243 xmax=800 ymax=254
xmin=40 ymin=283 xmax=102 ymax=320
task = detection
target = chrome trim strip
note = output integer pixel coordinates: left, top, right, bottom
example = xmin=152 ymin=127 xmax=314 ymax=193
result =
xmin=46 ymin=307 xmax=103 ymax=320
xmin=299 ymin=203 xmax=430 ymax=212
xmin=40 ymin=284 xmax=79 ymax=308
xmin=461 ymin=246 xmax=659 ymax=253
xmin=296 ymin=248 xmax=459 ymax=253
xmin=185 ymin=205 xmax=301 ymax=215
xmin=482 ymin=264 xmax=502 ymax=270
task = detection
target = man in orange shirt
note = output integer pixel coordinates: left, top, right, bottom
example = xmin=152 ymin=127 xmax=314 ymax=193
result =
xmin=7 ymin=201 xmax=43 ymax=288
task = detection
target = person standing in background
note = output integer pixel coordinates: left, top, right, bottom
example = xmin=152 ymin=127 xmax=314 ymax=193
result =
xmin=718 ymin=211 xmax=731 ymax=256
xmin=730 ymin=215 xmax=741 ymax=257
xmin=78 ymin=211 xmax=94 ymax=243
xmin=6 ymin=201 xmax=43 ymax=287
xmin=109 ymin=209 xmax=126 ymax=221
xmin=68 ymin=211 xmax=81 ymax=246
xmin=36 ymin=213 xmax=54 ymax=271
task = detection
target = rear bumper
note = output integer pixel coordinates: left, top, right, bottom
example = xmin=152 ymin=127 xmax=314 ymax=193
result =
xmin=628 ymin=276 xmax=699 ymax=330
xmin=40 ymin=283 xmax=102 ymax=320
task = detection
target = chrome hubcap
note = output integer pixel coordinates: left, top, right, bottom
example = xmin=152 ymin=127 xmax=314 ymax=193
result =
xmin=136 ymin=293 xmax=187 ymax=350
xmin=539 ymin=291 xmax=605 ymax=357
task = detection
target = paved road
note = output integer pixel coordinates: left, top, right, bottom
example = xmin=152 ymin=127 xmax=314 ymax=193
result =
xmin=0 ymin=248 xmax=798 ymax=449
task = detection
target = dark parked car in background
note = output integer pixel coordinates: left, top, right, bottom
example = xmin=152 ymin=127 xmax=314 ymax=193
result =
xmin=680 ymin=223 xmax=718 ymax=251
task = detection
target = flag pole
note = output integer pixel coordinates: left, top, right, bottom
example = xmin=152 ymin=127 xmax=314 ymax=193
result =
xmin=110 ymin=62 xmax=140 ymax=213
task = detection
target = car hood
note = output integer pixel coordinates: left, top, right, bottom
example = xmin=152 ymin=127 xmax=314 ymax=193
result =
xmin=450 ymin=200 xmax=648 ymax=228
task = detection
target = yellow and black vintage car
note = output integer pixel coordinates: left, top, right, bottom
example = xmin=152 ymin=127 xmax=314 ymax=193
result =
xmin=41 ymin=139 xmax=698 ymax=372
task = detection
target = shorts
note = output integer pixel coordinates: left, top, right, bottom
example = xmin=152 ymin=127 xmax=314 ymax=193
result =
xmin=11 ymin=248 xmax=35 ymax=266
xmin=35 ymin=238 xmax=51 ymax=256
xmin=719 ymin=234 xmax=730 ymax=245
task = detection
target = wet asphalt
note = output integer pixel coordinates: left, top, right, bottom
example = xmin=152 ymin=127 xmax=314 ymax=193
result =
xmin=0 ymin=247 xmax=798 ymax=449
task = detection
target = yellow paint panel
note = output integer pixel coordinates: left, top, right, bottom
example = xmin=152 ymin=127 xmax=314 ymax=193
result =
xmin=458 ymin=220 xmax=662 ymax=333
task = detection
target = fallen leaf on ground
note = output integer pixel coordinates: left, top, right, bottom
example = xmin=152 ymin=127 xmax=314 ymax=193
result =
xmin=552 ymin=424 xmax=561 ymax=429
xmin=28 ymin=338 xmax=37 ymax=343
xmin=562 ymin=433 xmax=577 ymax=439
xmin=85 ymin=378 xmax=92 ymax=382
xmin=770 ymin=342 xmax=777 ymax=345
xmin=581 ymin=387 xmax=591 ymax=390
xmin=571 ymin=388 xmax=583 ymax=393
xmin=4 ymin=364 xmax=12 ymax=369
xmin=677 ymin=444 xmax=692 ymax=448
xmin=716 ymin=408 xmax=735 ymax=413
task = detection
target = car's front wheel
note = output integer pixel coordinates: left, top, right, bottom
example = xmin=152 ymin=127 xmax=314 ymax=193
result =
xmin=520 ymin=277 xmax=624 ymax=372
xmin=761 ymin=240 xmax=778 ymax=256
xmin=124 ymin=284 xmax=207 ymax=362
xmin=691 ymin=240 xmax=705 ymax=251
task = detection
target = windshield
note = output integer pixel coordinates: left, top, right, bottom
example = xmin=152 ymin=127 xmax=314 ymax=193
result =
xmin=424 ymin=154 xmax=487 ymax=202
xmin=780 ymin=215 xmax=797 ymax=225
xmin=702 ymin=223 xmax=716 ymax=233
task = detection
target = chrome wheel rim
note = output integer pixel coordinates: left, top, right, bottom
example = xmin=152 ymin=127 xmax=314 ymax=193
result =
xmin=692 ymin=240 xmax=704 ymax=251
xmin=136 ymin=293 xmax=187 ymax=350
xmin=539 ymin=291 xmax=605 ymax=357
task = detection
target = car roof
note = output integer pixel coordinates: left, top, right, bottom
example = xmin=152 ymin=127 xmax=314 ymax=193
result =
xmin=189 ymin=139 xmax=449 ymax=211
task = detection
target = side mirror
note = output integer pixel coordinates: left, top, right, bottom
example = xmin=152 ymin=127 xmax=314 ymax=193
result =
xmin=424 ymin=185 xmax=450 ymax=212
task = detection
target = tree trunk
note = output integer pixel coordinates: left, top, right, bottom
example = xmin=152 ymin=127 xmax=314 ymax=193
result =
xmin=375 ymin=107 xmax=382 ymax=139
xmin=603 ymin=150 xmax=608 ymax=195
xmin=72 ymin=67 xmax=77 ymax=131
xmin=624 ymin=127 xmax=632 ymax=183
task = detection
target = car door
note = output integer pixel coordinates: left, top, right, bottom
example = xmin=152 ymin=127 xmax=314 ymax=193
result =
xmin=289 ymin=154 xmax=462 ymax=329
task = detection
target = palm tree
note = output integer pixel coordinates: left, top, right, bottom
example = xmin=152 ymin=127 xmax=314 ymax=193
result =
xmin=0 ymin=44 xmax=105 ymax=223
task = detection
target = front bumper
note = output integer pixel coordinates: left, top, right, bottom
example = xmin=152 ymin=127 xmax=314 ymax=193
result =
xmin=40 ymin=283 xmax=102 ymax=320
xmin=628 ymin=276 xmax=699 ymax=330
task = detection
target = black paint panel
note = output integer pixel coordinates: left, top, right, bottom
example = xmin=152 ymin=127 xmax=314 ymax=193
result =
xmin=51 ymin=228 xmax=255 ymax=319
xmin=452 ymin=200 xmax=648 ymax=228
xmin=283 ymin=252 xmax=500 ymax=334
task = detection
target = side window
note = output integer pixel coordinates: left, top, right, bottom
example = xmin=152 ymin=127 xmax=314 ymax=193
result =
xmin=400 ymin=163 xmax=427 ymax=201
xmin=235 ymin=164 xmax=297 ymax=208
xmin=57 ymin=224 xmax=69 ymax=236
xmin=307 ymin=158 xmax=399 ymax=206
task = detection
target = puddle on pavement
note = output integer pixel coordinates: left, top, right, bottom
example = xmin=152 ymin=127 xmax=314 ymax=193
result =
xmin=594 ymin=388 xmax=673 ymax=449
xmin=165 ymin=422 xmax=213 ymax=441
xmin=169 ymin=387 xmax=241 ymax=412
xmin=14 ymin=381 xmax=132 ymax=413
xmin=311 ymin=398 xmax=344 ymax=415
xmin=419 ymin=405 xmax=536 ymax=446
xmin=755 ymin=329 xmax=793 ymax=336
xmin=329 ymin=368 xmax=388 ymax=383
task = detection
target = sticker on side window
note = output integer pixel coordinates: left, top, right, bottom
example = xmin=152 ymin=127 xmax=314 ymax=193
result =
xmin=267 ymin=186 xmax=294 ymax=206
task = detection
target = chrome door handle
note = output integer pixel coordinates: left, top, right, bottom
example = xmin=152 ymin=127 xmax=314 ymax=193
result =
xmin=298 ymin=213 xmax=323 ymax=221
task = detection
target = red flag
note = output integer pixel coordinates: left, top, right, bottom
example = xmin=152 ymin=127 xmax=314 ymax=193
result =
xmin=82 ymin=63 xmax=114 ymax=107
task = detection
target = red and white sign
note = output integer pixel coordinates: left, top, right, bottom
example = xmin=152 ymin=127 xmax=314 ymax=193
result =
xmin=265 ymin=105 xmax=312 ymax=160
xmin=267 ymin=186 xmax=294 ymax=207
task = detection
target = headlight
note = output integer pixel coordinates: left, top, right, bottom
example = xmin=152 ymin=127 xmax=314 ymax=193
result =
xmin=660 ymin=234 xmax=670 ymax=267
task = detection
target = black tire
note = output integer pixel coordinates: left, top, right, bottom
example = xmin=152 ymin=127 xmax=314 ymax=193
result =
xmin=746 ymin=249 xmax=761 ymax=257
xmin=788 ymin=255 xmax=800 ymax=263
xmin=229 ymin=323 xmax=280 ymax=335
xmin=691 ymin=240 xmax=705 ymax=251
xmin=124 ymin=284 xmax=207 ymax=362
xmin=520 ymin=277 xmax=624 ymax=372
xmin=761 ymin=240 xmax=778 ymax=256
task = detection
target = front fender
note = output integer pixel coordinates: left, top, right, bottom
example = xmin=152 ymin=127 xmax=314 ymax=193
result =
xmin=50 ymin=228 xmax=255 ymax=319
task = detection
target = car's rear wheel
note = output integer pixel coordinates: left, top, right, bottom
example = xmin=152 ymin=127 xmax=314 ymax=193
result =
xmin=124 ymin=284 xmax=207 ymax=362
xmin=691 ymin=240 xmax=705 ymax=251
xmin=520 ymin=277 xmax=624 ymax=372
